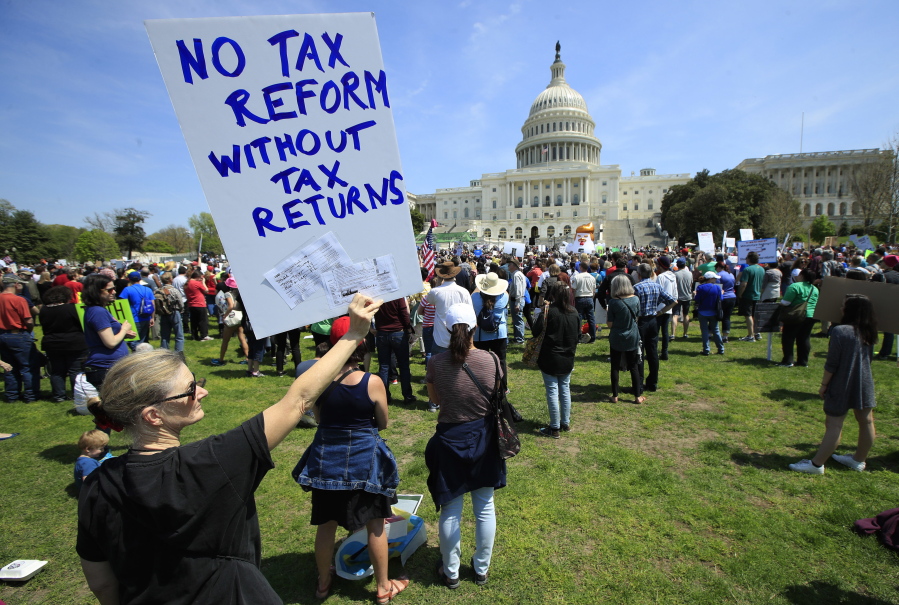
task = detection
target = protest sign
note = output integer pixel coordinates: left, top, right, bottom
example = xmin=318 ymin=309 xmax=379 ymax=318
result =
xmin=736 ymin=238 xmax=778 ymax=264
xmin=503 ymin=241 xmax=525 ymax=258
xmin=814 ymin=278 xmax=899 ymax=334
xmin=754 ymin=303 xmax=781 ymax=333
xmin=739 ymin=229 xmax=754 ymax=241
xmin=848 ymin=234 xmax=858 ymax=244
xmin=722 ymin=230 xmax=728 ymax=251
xmin=792 ymin=242 xmax=804 ymax=249
xmin=725 ymin=237 xmax=736 ymax=249
xmin=855 ymin=235 xmax=874 ymax=252
xmin=823 ymin=236 xmax=839 ymax=247
xmin=697 ymin=232 xmax=715 ymax=254
xmin=75 ymin=301 xmax=140 ymax=342
xmin=145 ymin=14 xmax=420 ymax=338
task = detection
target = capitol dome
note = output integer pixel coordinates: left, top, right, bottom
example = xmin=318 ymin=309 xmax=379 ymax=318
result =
xmin=515 ymin=43 xmax=602 ymax=168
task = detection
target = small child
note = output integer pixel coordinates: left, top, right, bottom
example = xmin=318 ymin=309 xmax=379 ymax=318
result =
xmin=74 ymin=430 xmax=109 ymax=490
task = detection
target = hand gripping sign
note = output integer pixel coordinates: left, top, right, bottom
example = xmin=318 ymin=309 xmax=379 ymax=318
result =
xmin=145 ymin=14 xmax=421 ymax=338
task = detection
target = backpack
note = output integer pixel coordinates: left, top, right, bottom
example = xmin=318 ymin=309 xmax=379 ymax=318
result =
xmin=826 ymin=260 xmax=846 ymax=278
xmin=154 ymin=286 xmax=179 ymax=316
xmin=476 ymin=298 xmax=504 ymax=333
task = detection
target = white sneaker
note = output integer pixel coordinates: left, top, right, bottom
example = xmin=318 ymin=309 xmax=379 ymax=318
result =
xmin=788 ymin=459 xmax=824 ymax=474
xmin=831 ymin=454 xmax=865 ymax=471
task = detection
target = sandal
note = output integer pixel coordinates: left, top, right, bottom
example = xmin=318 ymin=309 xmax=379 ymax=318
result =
xmin=634 ymin=395 xmax=646 ymax=405
xmin=608 ymin=396 xmax=618 ymax=403
xmin=315 ymin=566 xmax=335 ymax=599
xmin=375 ymin=577 xmax=410 ymax=603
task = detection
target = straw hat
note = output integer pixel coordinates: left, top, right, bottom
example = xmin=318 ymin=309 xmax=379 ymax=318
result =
xmin=475 ymin=272 xmax=508 ymax=296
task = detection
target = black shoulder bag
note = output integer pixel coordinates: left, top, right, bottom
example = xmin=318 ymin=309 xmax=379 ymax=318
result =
xmin=462 ymin=352 xmax=521 ymax=460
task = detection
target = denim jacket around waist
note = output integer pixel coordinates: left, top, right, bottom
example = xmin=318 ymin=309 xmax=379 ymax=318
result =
xmin=292 ymin=427 xmax=399 ymax=498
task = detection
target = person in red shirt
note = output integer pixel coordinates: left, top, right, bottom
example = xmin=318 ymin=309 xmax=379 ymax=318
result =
xmin=184 ymin=271 xmax=212 ymax=341
xmin=0 ymin=274 xmax=36 ymax=402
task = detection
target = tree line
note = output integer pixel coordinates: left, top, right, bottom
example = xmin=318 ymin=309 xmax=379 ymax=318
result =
xmin=660 ymin=139 xmax=899 ymax=247
xmin=0 ymin=201 xmax=224 ymax=265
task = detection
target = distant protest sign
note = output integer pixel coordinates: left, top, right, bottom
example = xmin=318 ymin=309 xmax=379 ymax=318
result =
xmin=855 ymin=235 xmax=874 ymax=252
xmin=145 ymin=14 xmax=420 ymax=338
xmin=697 ymin=232 xmax=715 ymax=254
xmin=814 ymin=278 xmax=899 ymax=334
xmin=736 ymin=238 xmax=778 ymax=264
xmin=740 ymin=229 xmax=754 ymax=241
xmin=503 ymin=241 xmax=526 ymax=258
xmin=75 ymin=301 xmax=139 ymax=342
xmin=725 ymin=237 xmax=736 ymax=249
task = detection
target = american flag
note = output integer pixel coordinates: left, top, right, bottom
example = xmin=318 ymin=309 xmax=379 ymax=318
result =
xmin=421 ymin=220 xmax=437 ymax=280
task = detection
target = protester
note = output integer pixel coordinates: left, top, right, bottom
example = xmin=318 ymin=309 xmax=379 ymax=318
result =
xmin=118 ymin=271 xmax=155 ymax=347
xmin=374 ymin=297 xmax=416 ymax=404
xmin=875 ymin=255 xmax=898 ymax=359
xmin=716 ymin=261 xmax=737 ymax=343
xmin=533 ymin=282 xmax=580 ymax=438
xmin=655 ymin=256 xmax=677 ymax=358
xmin=694 ymin=272 xmax=725 ymax=356
xmin=292 ymin=314 xmax=407 ymax=603
xmin=606 ymin=275 xmax=643 ymax=404
xmin=472 ymin=271 xmax=510 ymax=394
xmin=0 ymin=273 xmax=36 ymax=402
xmin=507 ymin=259 xmax=528 ymax=344
xmin=212 ymin=276 xmax=248 ymax=366
xmin=39 ymin=286 xmax=87 ymax=402
xmin=156 ymin=272 xmax=185 ymax=353
xmin=789 ymin=294 xmax=877 ymax=474
xmin=426 ymin=262 xmax=473 ymax=358
xmin=571 ymin=262 xmax=597 ymax=343
xmin=77 ymin=294 xmax=383 ymax=604
xmin=671 ymin=258 xmax=693 ymax=338
xmin=633 ymin=264 xmax=676 ymax=391
xmin=777 ymin=267 xmax=819 ymax=368
xmin=738 ymin=251 xmax=765 ymax=341
xmin=185 ymin=270 xmax=212 ymax=341
xmin=426 ymin=303 xmax=506 ymax=589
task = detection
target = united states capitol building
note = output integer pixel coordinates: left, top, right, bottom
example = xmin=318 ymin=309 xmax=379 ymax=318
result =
xmin=409 ymin=44 xmax=885 ymax=247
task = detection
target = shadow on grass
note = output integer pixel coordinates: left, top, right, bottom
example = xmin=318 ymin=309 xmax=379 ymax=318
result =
xmin=782 ymin=580 xmax=895 ymax=604
xmin=39 ymin=443 xmax=81 ymax=465
xmin=731 ymin=448 xmax=819 ymax=471
xmin=765 ymin=388 xmax=820 ymax=402
xmin=570 ymin=382 xmax=606 ymax=402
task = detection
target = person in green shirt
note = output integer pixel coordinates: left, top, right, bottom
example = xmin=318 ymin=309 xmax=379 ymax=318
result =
xmin=776 ymin=267 xmax=819 ymax=367
xmin=737 ymin=251 xmax=765 ymax=341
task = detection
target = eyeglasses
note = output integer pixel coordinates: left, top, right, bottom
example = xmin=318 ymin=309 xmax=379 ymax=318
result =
xmin=104 ymin=286 xmax=115 ymax=292
xmin=159 ymin=373 xmax=197 ymax=403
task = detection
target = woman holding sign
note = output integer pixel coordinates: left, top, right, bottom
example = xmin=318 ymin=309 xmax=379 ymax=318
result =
xmin=81 ymin=274 xmax=135 ymax=390
xmin=78 ymin=294 xmax=384 ymax=605
xmin=788 ymin=294 xmax=877 ymax=474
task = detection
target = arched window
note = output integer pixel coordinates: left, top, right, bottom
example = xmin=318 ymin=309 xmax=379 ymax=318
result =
xmin=623 ymin=204 xmax=628 ymax=212
xmin=572 ymin=194 xmax=579 ymax=205
xmin=499 ymin=227 xmax=507 ymax=239
xmin=827 ymin=203 xmax=834 ymax=216
xmin=444 ymin=212 xmax=448 ymax=219
xmin=563 ymin=225 xmax=572 ymax=236
xmin=803 ymin=205 xmax=810 ymax=217
xmin=634 ymin=203 xmax=639 ymax=211
xmin=839 ymin=202 xmax=847 ymax=215
xmin=532 ymin=196 xmax=539 ymax=207
xmin=602 ymin=194 xmax=607 ymax=204
xmin=453 ymin=210 xmax=458 ymax=219
xmin=514 ymin=227 xmax=523 ymax=239
xmin=547 ymin=226 xmax=555 ymax=237
xmin=492 ymin=200 xmax=497 ymax=209
xmin=483 ymin=228 xmax=492 ymax=239
xmin=516 ymin=197 xmax=523 ymax=208
xmin=544 ymin=196 xmax=551 ymax=207
xmin=531 ymin=226 xmax=539 ymax=239
xmin=815 ymin=203 xmax=822 ymax=216
xmin=552 ymin=123 xmax=556 ymax=132
xmin=648 ymin=199 xmax=653 ymax=210
xmin=555 ymin=195 xmax=563 ymax=206
xmin=464 ymin=207 xmax=469 ymax=218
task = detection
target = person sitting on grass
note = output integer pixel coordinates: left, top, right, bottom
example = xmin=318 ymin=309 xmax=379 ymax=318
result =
xmin=75 ymin=430 xmax=109 ymax=491
xmin=789 ymin=294 xmax=878 ymax=475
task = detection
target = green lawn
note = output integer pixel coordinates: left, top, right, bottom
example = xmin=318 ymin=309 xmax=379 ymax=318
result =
xmin=2 ymin=318 xmax=898 ymax=604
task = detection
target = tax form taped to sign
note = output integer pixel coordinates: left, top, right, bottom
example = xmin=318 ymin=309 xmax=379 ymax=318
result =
xmin=145 ymin=13 xmax=420 ymax=338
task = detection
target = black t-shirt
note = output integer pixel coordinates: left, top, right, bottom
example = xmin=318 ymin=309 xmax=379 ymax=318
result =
xmin=39 ymin=304 xmax=87 ymax=352
xmin=77 ymin=413 xmax=281 ymax=604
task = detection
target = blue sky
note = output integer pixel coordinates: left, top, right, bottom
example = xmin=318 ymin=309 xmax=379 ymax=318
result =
xmin=2 ymin=0 xmax=898 ymax=234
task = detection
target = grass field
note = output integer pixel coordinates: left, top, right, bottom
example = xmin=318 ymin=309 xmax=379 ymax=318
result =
xmin=1 ymin=316 xmax=898 ymax=604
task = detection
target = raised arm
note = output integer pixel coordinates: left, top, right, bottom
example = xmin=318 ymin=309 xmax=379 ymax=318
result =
xmin=263 ymin=294 xmax=382 ymax=450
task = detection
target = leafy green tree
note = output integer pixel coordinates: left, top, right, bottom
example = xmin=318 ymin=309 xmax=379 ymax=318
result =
xmin=74 ymin=230 xmax=120 ymax=263
xmin=113 ymin=208 xmax=151 ymax=258
xmin=838 ymin=221 xmax=850 ymax=237
xmin=148 ymin=225 xmax=194 ymax=253
xmin=42 ymin=224 xmax=85 ymax=261
xmin=143 ymin=240 xmax=176 ymax=253
xmin=0 ymin=206 xmax=51 ymax=264
xmin=188 ymin=212 xmax=223 ymax=255
xmin=660 ymin=169 xmax=797 ymax=246
xmin=410 ymin=208 xmax=425 ymax=233
xmin=809 ymin=215 xmax=836 ymax=245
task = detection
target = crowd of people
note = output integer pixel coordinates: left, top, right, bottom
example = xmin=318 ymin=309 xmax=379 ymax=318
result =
xmin=0 ymin=237 xmax=895 ymax=603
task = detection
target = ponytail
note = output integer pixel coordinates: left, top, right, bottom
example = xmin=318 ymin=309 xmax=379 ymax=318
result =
xmin=449 ymin=323 xmax=473 ymax=364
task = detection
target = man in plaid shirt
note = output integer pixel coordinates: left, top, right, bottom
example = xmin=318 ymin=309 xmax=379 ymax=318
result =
xmin=633 ymin=264 xmax=676 ymax=393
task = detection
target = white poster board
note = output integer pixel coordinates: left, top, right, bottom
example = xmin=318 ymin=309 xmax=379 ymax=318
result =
xmin=736 ymin=238 xmax=778 ymax=264
xmin=739 ymin=229 xmax=754 ymax=241
xmin=725 ymin=237 xmax=736 ymax=249
xmin=502 ymin=241 xmax=525 ymax=258
xmin=697 ymin=232 xmax=715 ymax=254
xmin=855 ymin=235 xmax=874 ymax=252
xmin=145 ymin=14 xmax=420 ymax=338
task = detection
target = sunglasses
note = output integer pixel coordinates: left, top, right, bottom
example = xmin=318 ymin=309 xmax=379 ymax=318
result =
xmin=159 ymin=373 xmax=198 ymax=403
xmin=104 ymin=285 xmax=115 ymax=291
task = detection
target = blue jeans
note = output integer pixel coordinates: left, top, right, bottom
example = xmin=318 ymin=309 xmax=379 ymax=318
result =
xmin=575 ymin=297 xmax=595 ymax=340
xmin=128 ymin=320 xmax=151 ymax=351
xmin=422 ymin=326 xmax=435 ymax=369
xmin=439 ymin=486 xmax=496 ymax=579
xmin=0 ymin=332 xmax=35 ymax=402
xmin=376 ymin=331 xmax=413 ymax=399
xmin=541 ymin=371 xmax=572 ymax=429
xmin=510 ymin=299 xmax=525 ymax=343
xmin=698 ymin=315 xmax=724 ymax=353
xmin=159 ymin=311 xmax=185 ymax=353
